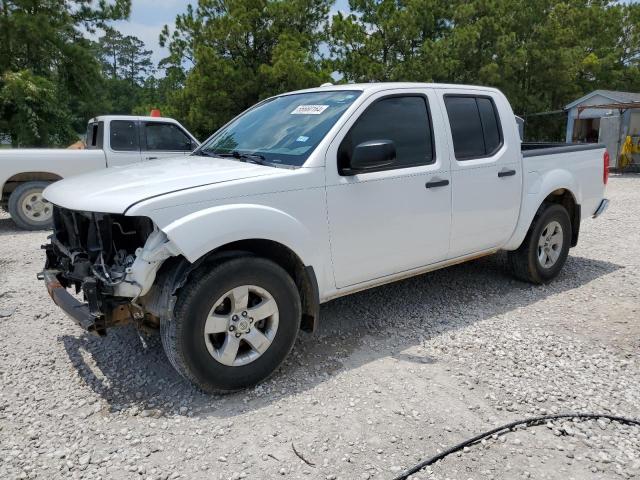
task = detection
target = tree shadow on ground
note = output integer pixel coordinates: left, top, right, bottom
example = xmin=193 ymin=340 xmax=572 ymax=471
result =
xmin=60 ymin=253 xmax=623 ymax=418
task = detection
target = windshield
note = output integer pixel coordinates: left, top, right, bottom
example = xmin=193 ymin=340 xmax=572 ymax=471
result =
xmin=197 ymin=90 xmax=362 ymax=167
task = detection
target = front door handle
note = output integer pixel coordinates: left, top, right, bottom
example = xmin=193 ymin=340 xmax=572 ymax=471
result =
xmin=425 ymin=179 xmax=450 ymax=189
xmin=146 ymin=156 xmax=158 ymax=161
xmin=498 ymin=169 xmax=516 ymax=178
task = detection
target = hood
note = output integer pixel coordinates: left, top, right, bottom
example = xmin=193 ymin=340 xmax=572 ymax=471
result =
xmin=44 ymin=155 xmax=279 ymax=214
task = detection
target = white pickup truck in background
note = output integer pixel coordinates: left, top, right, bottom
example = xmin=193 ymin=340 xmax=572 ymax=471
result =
xmin=40 ymin=83 xmax=609 ymax=393
xmin=0 ymin=116 xmax=199 ymax=230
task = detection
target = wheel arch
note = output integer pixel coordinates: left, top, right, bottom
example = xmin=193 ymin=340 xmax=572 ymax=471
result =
xmin=200 ymin=239 xmax=320 ymax=332
xmin=156 ymin=239 xmax=320 ymax=333
xmin=505 ymin=182 xmax=580 ymax=251
xmin=2 ymin=172 xmax=62 ymax=205
xmin=539 ymin=188 xmax=580 ymax=247
xmin=151 ymin=204 xmax=325 ymax=331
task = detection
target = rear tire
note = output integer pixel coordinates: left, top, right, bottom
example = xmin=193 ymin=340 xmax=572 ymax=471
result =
xmin=161 ymin=256 xmax=301 ymax=393
xmin=8 ymin=181 xmax=53 ymax=230
xmin=507 ymin=203 xmax=572 ymax=284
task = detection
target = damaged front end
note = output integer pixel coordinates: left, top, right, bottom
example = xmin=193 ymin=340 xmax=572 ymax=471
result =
xmin=39 ymin=206 xmax=179 ymax=336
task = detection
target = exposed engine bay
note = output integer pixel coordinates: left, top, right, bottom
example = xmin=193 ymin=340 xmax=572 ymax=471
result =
xmin=41 ymin=206 xmax=179 ymax=335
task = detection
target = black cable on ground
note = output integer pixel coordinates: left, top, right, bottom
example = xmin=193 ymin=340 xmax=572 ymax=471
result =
xmin=390 ymin=413 xmax=640 ymax=480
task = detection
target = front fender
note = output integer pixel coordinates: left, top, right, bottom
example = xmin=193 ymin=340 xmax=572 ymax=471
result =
xmin=161 ymin=203 xmax=318 ymax=267
xmin=504 ymin=169 xmax=580 ymax=250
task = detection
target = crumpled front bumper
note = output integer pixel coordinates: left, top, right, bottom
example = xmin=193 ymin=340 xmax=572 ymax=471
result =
xmin=38 ymin=270 xmax=105 ymax=336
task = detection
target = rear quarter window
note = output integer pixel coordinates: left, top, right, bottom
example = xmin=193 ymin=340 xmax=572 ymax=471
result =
xmin=85 ymin=122 xmax=104 ymax=150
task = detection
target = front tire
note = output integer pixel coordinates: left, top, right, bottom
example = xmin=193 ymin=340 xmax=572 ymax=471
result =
xmin=161 ymin=257 xmax=301 ymax=393
xmin=8 ymin=181 xmax=53 ymax=230
xmin=507 ymin=203 xmax=572 ymax=284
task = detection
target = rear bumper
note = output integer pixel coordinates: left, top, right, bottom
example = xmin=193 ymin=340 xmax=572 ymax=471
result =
xmin=38 ymin=270 xmax=105 ymax=336
xmin=593 ymin=198 xmax=609 ymax=219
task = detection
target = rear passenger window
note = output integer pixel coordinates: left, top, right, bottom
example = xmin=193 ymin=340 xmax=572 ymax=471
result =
xmin=110 ymin=120 xmax=139 ymax=152
xmin=338 ymin=96 xmax=434 ymax=173
xmin=477 ymin=98 xmax=501 ymax=154
xmin=444 ymin=96 xmax=503 ymax=160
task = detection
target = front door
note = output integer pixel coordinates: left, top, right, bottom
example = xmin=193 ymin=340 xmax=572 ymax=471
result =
xmin=326 ymin=90 xmax=452 ymax=288
xmin=140 ymin=121 xmax=197 ymax=161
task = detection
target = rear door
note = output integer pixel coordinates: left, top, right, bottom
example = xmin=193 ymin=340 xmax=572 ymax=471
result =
xmin=141 ymin=121 xmax=197 ymax=161
xmin=438 ymin=91 xmax=522 ymax=257
xmin=326 ymin=89 xmax=452 ymax=288
xmin=107 ymin=120 xmax=142 ymax=166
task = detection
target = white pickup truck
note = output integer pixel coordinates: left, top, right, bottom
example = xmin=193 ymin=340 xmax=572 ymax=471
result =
xmin=39 ymin=83 xmax=609 ymax=393
xmin=0 ymin=115 xmax=199 ymax=230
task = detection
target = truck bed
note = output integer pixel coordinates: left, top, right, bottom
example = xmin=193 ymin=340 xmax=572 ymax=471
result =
xmin=522 ymin=142 xmax=606 ymax=157
xmin=516 ymin=141 xmax=606 ymax=241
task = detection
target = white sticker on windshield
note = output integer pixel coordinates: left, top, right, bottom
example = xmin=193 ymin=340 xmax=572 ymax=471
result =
xmin=291 ymin=105 xmax=329 ymax=115
xmin=296 ymin=136 xmax=309 ymax=142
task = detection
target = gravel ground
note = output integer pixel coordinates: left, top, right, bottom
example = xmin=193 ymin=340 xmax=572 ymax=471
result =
xmin=0 ymin=175 xmax=639 ymax=480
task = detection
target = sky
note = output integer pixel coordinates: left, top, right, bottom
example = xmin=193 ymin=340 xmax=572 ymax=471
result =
xmin=111 ymin=0 xmax=352 ymax=66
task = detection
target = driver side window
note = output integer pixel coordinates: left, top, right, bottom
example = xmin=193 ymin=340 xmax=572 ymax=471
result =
xmin=143 ymin=122 xmax=194 ymax=152
xmin=338 ymin=95 xmax=434 ymax=175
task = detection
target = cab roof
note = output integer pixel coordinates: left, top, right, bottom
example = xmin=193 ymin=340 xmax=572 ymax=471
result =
xmin=88 ymin=115 xmax=182 ymax=124
xmin=286 ymin=82 xmax=502 ymax=96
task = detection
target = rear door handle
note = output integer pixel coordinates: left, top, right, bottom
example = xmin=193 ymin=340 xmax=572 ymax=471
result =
xmin=146 ymin=156 xmax=158 ymax=160
xmin=425 ymin=179 xmax=450 ymax=189
xmin=498 ymin=169 xmax=516 ymax=178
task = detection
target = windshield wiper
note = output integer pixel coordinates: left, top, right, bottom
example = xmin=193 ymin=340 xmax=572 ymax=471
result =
xmin=196 ymin=149 xmax=289 ymax=168
xmin=211 ymin=150 xmax=271 ymax=166
xmin=193 ymin=150 xmax=216 ymax=157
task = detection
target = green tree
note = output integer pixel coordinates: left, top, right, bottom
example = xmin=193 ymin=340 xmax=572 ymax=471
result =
xmin=98 ymin=28 xmax=127 ymax=80
xmin=0 ymin=71 xmax=75 ymax=146
xmin=159 ymin=0 xmax=333 ymax=139
xmin=444 ymin=0 xmax=640 ymax=138
xmin=118 ymin=35 xmax=155 ymax=85
xmin=0 ymin=0 xmax=131 ymax=146
xmin=329 ymin=0 xmax=454 ymax=82
xmin=328 ymin=0 xmax=640 ymax=141
xmin=96 ymin=29 xmax=156 ymax=115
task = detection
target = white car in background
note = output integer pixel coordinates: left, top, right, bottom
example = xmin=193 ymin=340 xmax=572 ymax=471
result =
xmin=40 ymin=83 xmax=609 ymax=393
xmin=0 ymin=116 xmax=199 ymax=230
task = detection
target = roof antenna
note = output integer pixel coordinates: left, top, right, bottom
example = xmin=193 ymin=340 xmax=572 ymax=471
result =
xmin=320 ymin=82 xmax=333 ymax=87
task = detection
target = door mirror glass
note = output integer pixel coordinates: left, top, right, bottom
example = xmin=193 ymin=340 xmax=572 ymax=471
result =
xmin=345 ymin=140 xmax=396 ymax=175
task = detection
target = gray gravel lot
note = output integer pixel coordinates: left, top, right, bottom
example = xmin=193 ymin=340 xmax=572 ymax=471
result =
xmin=0 ymin=175 xmax=639 ymax=480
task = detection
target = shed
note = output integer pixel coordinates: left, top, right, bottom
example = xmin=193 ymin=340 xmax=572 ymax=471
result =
xmin=565 ymin=90 xmax=640 ymax=168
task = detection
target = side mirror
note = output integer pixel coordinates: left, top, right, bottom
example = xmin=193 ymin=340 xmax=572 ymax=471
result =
xmin=346 ymin=139 xmax=396 ymax=175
